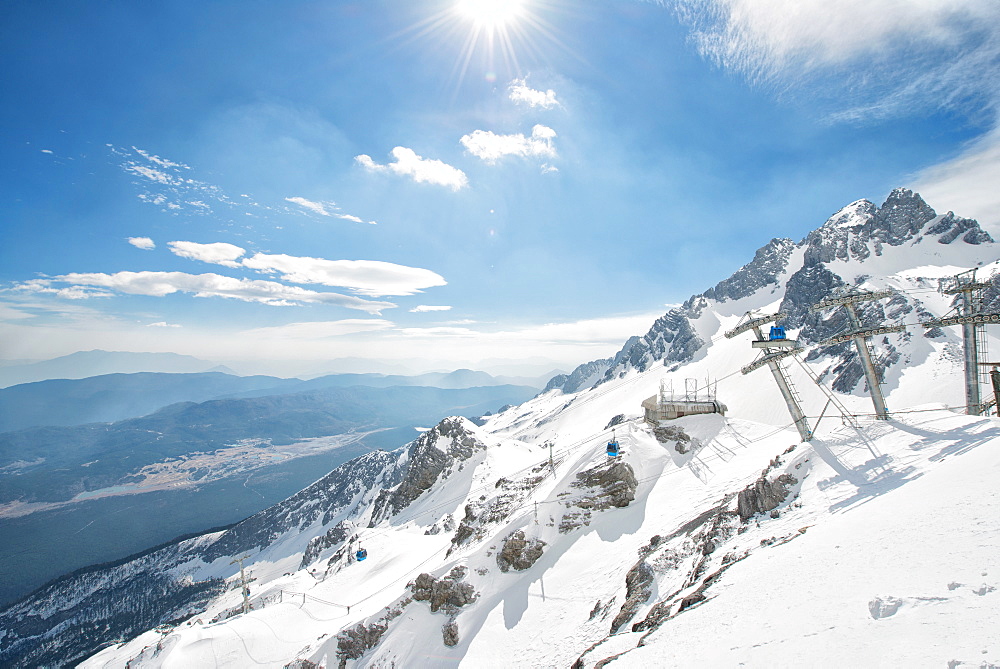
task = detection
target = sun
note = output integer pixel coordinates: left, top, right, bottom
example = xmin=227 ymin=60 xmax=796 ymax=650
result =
xmin=455 ymin=0 xmax=527 ymax=30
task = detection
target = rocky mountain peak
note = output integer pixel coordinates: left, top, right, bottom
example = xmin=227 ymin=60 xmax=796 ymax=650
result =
xmin=369 ymin=417 xmax=486 ymax=525
xmin=820 ymin=198 xmax=877 ymax=230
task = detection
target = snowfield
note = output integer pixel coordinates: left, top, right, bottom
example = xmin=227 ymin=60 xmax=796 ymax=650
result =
xmin=17 ymin=189 xmax=999 ymax=668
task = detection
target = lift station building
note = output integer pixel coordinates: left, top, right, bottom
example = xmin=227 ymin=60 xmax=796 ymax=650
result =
xmin=642 ymin=378 xmax=727 ymax=424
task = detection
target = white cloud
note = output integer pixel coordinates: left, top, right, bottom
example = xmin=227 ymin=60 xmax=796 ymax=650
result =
xmin=126 ymin=164 xmax=175 ymax=184
xmin=40 ymin=149 xmax=53 ymax=154
xmin=147 ymin=321 xmax=181 ymax=328
xmin=239 ymin=319 xmax=395 ymax=339
xmin=508 ymin=79 xmax=560 ymax=108
xmin=460 ymin=125 xmax=557 ymax=164
xmin=410 ymin=305 xmax=453 ymax=313
xmin=38 ymin=271 xmax=395 ymax=313
xmin=284 ymin=196 xmax=374 ymax=224
xmin=355 ymin=147 xmax=468 ymax=191
xmin=285 ymin=196 xmax=334 ymax=216
xmin=913 ymin=129 xmax=1000 ymax=231
xmin=668 ymin=0 xmax=1000 ymax=119
xmin=128 ymin=237 xmax=156 ymax=250
xmin=241 ymin=253 xmax=447 ymax=297
xmin=168 ymin=241 xmax=246 ymax=268
xmin=133 ymin=147 xmax=189 ymax=170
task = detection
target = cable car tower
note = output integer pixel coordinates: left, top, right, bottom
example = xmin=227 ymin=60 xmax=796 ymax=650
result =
xmin=921 ymin=268 xmax=1000 ymax=415
xmin=810 ymin=289 xmax=905 ymax=420
xmin=725 ymin=312 xmax=812 ymax=442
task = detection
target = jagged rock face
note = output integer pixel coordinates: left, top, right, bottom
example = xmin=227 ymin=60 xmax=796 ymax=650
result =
xmin=926 ymin=211 xmax=993 ymax=245
xmin=778 ymin=263 xmax=848 ymax=336
xmin=802 ymin=189 xmax=993 ymax=267
xmin=410 ymin=567 xmax=478 ymax=613
xmin=0 ymin=541 xmax=225 ymax=669
xmin=600 ymin=313 xmax=703 ymax=383
xmin=544 ymin=357 xmax=613 ymax=394
xmin=336 ymin=597 xmax=410 ymax=667
xmin=703 ymin=237 xmax=796 ymax=302
xmin=450 ymin=464 xmax=549 ymax=550
xmin=337 ymin=620 xmax=389 ymax=664
xmin=737 ymin=473 xmax=798 ymax=522
xmin=574 ymin=188 xmax=993 ymax=387
xmin=0 ymin=446 xmax=405 ymax=668
xmin=369 ymin=417 xmax=485 ymax=526
xmin=300 ymin=521 xmax=351 ymax=569
xmin=204 ymin=449 xmax=401 ymax=562
xmin=496 ymin=530 xmax=546 ymax=572
xmin=609 ymin=561 xmax=654 ymax=634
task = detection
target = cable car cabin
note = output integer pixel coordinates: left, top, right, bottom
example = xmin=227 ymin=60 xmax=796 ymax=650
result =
xmin=606 ymin=439 xmax=620 ymax=457
xmin=356 ymin=548 xmax=368 ymax=562
xmin=752 ymin=325 xmax=798 ymax=349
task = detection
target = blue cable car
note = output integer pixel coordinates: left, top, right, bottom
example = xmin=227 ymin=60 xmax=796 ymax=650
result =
xmin=769 ymin=325 xmax=787 ymax=341
xmin=356 ymin=547 xmax=367 ymax=562
xmin=606 ymin=430 xmax=620 ymax=457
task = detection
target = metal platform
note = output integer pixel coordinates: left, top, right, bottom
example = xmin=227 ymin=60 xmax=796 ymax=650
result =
xmin=751 ymin=339 xmax=800 ymax=349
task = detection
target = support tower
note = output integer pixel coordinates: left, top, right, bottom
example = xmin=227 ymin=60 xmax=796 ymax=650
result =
xmin=811 ymin=290 xmax=905 ymax=420
xmin=725 ymin=312 xmax=812 ymax=442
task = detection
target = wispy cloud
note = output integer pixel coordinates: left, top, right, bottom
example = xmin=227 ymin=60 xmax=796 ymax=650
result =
xmin=355 ymin=147 xmax=468 ymax=191
xmin=508 ymin=79 xmax=560 ymax=108
xmin=460 ymin=125 xmax=557 ymax=164
xmin=147 ymin=321 xmax=181 ymax=328
xmin=409 ymin=305 xmax=452 ymax=313
xmin=128 ymin=237 xmax=156 ymax=250
xmin=662 ymin=0 xmax=1000 ymax=228
xmin=665 ymin=0 xmax=1000 ymax=119
xmin=167 ymin=241 xmax=246 ymax=268
xmin=241 ymin=253 xmax=447 ymax=297
xmin=284 ymin=196 xmax=375 ymax=224
xmin=110 ymin=144 xmax=241 ymax=216
xmin=22 ymin=271 xmax=396 ymax=313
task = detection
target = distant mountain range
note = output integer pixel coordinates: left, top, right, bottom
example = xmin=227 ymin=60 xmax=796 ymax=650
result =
xmin=0 ymin=368 xmax=556 ymax=433
xmin=0 ymin=372 xmax=298 ymax=432
xmin=0 ymin=350 xmax=226 ymax=388
xmin=0 ymin=380 xmax=539 ymax=607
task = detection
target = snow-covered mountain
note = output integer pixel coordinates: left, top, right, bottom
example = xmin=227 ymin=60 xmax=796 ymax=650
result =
xmin=2 ymin=189 xmax=999 ymax=668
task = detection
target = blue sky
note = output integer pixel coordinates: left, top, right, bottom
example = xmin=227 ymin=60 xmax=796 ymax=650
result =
xmin=2 ymin=0 xmax=999 ymax=375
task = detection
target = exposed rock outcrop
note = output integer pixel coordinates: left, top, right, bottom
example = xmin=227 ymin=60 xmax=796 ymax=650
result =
xmin=496 ymin=530 xmax=546 ymax=572
xmin=336 ymin=599 xmax=410 ymax=668
xmin=737 ymin=473 xmax=798 ymax=522
xmin=559 ymin=460 xmax=638 ymax=533
xmin=410 ymin=567 xmax=478 ymax=613
xmin=442 ymin=621 xmax=460 ymax=647
xmin=653 ymin=425 xmax=696 ymax=454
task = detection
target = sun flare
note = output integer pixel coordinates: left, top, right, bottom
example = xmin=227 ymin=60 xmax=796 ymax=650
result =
xmin=455 ymin=0 xmax=526 ymax=29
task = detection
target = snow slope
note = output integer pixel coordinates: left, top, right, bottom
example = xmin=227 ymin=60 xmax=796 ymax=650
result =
xmin=7 ymin=188 xmax=999 ymax=668
xmin=80 ymin=394 xmax=1000 ymax=668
